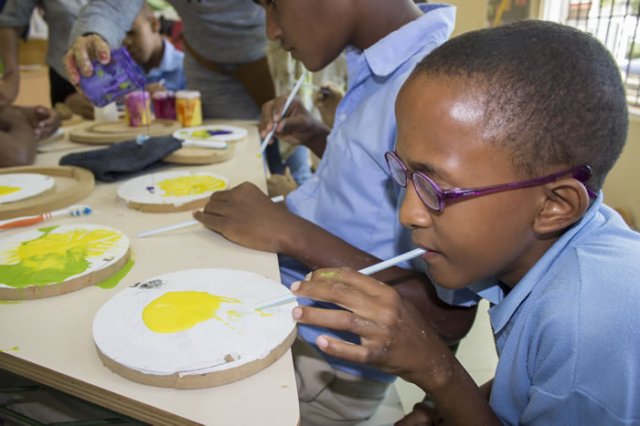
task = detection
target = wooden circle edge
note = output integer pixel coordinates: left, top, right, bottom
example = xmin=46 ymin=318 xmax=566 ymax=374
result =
xmin=96 ymin=327 xmax=297 ymax=389
xmin=0 ymin=166 xmax=95 ymax=220
xmin=120 ymin=196 xmax=209 ymax=213
xmin=69 ymin=120 xmax=182 ymax=145
xmin=0 ymin=247 xmax=131 ymax=301
xmin=163 ymin=143 xmax=236 ymax=165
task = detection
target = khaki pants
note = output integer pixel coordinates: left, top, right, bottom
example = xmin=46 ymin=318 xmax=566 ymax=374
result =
xmin=292 ymin=338 xmax=391 ymax=426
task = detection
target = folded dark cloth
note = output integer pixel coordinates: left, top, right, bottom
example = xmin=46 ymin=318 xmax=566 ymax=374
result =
xmin=59 ymin=136 xmax=182 ymax=182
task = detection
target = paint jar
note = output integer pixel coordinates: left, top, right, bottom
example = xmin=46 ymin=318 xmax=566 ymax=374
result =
xmin=176 ymin=90 xmax=202 ymax=127
xmin=79 ymin=47 xmax=145 ymax=107
xmin=93 ymin=102 xmax=119 ymax=122
xmin=124 ymin=90 xmax=152 ymax=127
xmin=152 ymin=91 xmax=176 ymax=120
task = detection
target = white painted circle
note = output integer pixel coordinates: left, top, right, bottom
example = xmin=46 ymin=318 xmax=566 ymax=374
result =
xmin=116 ymin=171 xmax=229 ymax=207
xmin=0 ymin=173 xmax=55 ymax=204
xmin=93 ymin=268 xmax=297 ymax=376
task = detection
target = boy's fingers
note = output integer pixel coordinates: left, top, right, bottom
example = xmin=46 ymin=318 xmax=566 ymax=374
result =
xmin=314 ymin=335 xmax=373 ymax=364
xmin=64 ymin=53 xmax=81 ymax=84
xmin=292 ymin=306 xmax=378 ymax=337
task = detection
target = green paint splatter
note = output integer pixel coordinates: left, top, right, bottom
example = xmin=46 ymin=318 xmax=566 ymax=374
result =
xmin=96 ymin=69 xmax=104 ymax=78
xmin=0 ymin=226 xmax=124 ymax=289
xmin=0 ymin=185 xmax=20 ymax=196
xmin=316 ymin=270 xmax=339 ymax=279
xmin=0 ymin=300 xmax=21 ymax=304
xmin=97 ymin=259 xmax=134 ymax=289
xmin=119 ymin=82 xmax=130 ymax=90
xmin=0 ymin=346 xmax=19 ymax=353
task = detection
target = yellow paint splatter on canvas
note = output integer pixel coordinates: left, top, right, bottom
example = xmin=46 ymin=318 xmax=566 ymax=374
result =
xmin=0 ymin=227 xmax=123 ymax=288
xmin=157 ymin=175 xmax=227 ymax=197
xmin=143 ymin=291 xmax=240 ymax=333
xmin=0 ymin=185 xmax=20 ymax=196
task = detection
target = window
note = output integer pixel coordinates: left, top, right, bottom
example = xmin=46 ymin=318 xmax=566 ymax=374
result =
xmin=542 ymin=0 xmax=640 ymax=108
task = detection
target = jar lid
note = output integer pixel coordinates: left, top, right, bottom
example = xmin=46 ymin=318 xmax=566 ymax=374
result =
xmin=176 ymin=90 xmax=201 ymax=99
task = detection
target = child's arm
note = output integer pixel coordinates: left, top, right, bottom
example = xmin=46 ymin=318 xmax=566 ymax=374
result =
xmin=0 ymin=104 xmax=37 ymax=166
xmin=194 ymin=182 xmax=476 ymax=344
xmin=291 ymin=267 xmax=501 ymax=426
xmin=0 ymin=27 xmax=20 ymax=103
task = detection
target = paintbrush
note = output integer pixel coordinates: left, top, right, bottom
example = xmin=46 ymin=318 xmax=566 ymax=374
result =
xmin=258 ymin=70 xmax=308 ymax=156
xmin=137 ymin=195 xmax=286 ymax=238
xmin=0 ymin=205 xmax=92 ymax=231
xmin=254 ymin=248 xmax=428 ymax=310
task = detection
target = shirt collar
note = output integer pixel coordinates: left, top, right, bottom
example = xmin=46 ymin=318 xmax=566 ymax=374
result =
xmin=149 ymin=40 xmax=182 ymax=77
xmin=488 ymin=193 xmax=604 ymax=334
xmin=363 ymin=4 xmax=455 ymax=78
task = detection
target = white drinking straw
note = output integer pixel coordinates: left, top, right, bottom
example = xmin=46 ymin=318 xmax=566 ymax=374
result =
xmin=137 ymin=195 xmax=286 ymax=238
xmin=258 ymin=70 xmax=308 ymax=156
xmin=254 ymin=248 xmax=427 ymax=310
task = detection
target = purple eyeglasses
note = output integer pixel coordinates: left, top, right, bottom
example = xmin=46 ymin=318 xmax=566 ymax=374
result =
xmin=385 ymin=151 xmax=597 ymax=212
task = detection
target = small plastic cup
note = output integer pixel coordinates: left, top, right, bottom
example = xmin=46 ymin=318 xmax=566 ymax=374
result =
xmin=152 ymin=91 xmax=176 ymax=120
xmin=124 ymin=90 xmax=152 ymax=127
xmin=79 ymin=47 xmax=145 ymax=107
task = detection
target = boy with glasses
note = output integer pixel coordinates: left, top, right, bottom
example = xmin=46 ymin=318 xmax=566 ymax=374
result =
xmin=195 ymin=1 xmax=477 ymax=424
xmin=290 ymin=20 xmax=640 ymax=425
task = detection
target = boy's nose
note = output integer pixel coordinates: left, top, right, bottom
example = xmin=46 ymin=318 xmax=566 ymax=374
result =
xmin=399 ymin=182 xmax=433 ymax=229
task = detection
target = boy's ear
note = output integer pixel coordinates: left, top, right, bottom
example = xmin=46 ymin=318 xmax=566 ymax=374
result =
xmin=533 ymin=178 xmax=590 ymax=236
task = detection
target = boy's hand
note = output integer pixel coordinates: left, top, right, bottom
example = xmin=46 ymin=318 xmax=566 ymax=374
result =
xmin=15 ymin=106 xmax=61 ymax=140
xmin=259 ymin=95 xmax=329 ymax=148
xmin=64 ymin=92 xmax=95 ymax=119
xmin=146 ymin=81 xmax=166 ymax=94
xmin=395 ymin=400 xmax=443 ymax=426
xmin=64 ymin=34 xmax=111 ymax=85
xmin=291 ymin=267 xmax=453 ymax=385
xmin=193 ymin=182 xmax=292 ymax=252
xmin=313 ymin=83 xmax=344 ymax=128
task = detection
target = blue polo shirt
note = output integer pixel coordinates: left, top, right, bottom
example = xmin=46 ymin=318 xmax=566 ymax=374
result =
xmin=146 ymin=39 xmax=186 ymax=92
xmin=280 ymin=3 xmax=456 ymax=383
xmin=468 ymin=195 xmax=640 ymax=424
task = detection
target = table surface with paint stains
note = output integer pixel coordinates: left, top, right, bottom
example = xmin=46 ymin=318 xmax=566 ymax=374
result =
xmin=0 ymin=119 xmax=299 ymax=426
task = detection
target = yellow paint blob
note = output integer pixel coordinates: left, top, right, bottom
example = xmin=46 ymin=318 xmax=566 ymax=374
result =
xmin=157 ymin=175 xmax=227 ymax=197
xmin=143 ymin=291 xmax=240 ymax=333
xmin=9 ymin=228 xmax=122 ymax=267
xmin=0 ymin=185 xmax=20 ymax=196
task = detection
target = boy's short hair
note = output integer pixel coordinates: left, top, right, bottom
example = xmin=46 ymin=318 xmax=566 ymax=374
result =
xmin=410 ymin=20 xmax=628 ymax=191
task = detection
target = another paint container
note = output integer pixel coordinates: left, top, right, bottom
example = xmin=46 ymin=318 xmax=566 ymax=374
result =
xmin=124 ymin=90 xmax=152 ymax=127
xmin=176 ymin=90 xmax=202 ymax=127
xmin=152 ymin=91 xmax=176 ymax=120
xmin=79 ymin=47 xmax=145 ymax=107
xmin=93 ymin=102 xmax=119 ymax=122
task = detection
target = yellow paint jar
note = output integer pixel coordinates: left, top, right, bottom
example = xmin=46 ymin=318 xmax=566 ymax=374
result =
xmin=176 ymin=90 xmax=203 ymax=127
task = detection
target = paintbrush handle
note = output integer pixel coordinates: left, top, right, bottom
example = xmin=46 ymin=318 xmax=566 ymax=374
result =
xmin=255 ymin=248 xmax=427 ymax=310
xmin=258 ymin=70 xmax=308 ymax=155
xmin=0 ymin=214 xmax=45 ymax=230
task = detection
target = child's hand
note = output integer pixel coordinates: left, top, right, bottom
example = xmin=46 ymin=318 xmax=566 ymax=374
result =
xmin=64 ymin=34 xmax=111 ymax=85
xmin=64 ymin=92 xmax=95 ymax=119
xmin=259 ymin=95 xmax=329 ymax=148
xmin=15 ymin=106 xmax=61 ymax=140
xmin=313 ymin=82 xmax=344 ymax=128
xmin=291 ymin=267 xmax=454 ymax=386
xmin=146 ymin=81 xmax=166 ymax=94
xmin=193 ymin=182 xmax=293 ymax=253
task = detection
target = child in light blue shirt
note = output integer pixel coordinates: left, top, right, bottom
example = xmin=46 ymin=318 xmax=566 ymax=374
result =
xmin=122 ymin=2 xmax=186 ymax=92
xmin=291 ymin=20 xmax=640 ymax=425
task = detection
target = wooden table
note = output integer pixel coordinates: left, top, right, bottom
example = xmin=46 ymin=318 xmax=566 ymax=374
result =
xmin=0 ymin=120 xmax=300 ymax=425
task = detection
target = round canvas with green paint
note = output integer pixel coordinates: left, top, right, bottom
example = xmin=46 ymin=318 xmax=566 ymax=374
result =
xmin=0 ymin=224 xmax=130 ymax=300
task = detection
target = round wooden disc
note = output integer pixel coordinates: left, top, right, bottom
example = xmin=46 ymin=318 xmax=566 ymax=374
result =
xmin=116 ymin=171 xmax=229 ymax=213
xmin=163 ymin=143 xmax=236 ymax=165
xmin=93 ymin=269 xmax=298 ymax=389
xmin=0 ymin=166 xmax=94 ymax=220
xmin=0 ymin=173 xmax=55 ymax=204
xmin=0 ymin=224 xmax=131 ymax=300
xmin=69 ymin=119 xmax=182 ymax=144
